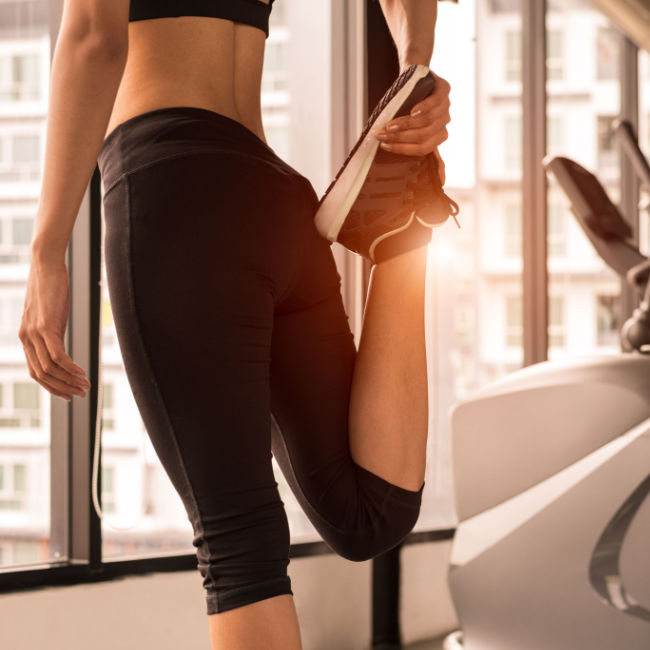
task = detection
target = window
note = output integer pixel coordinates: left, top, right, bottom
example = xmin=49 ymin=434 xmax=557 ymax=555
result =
xmin=12 ymin=133 xmax=39 ymax=164
xmin=504 ymin=202 xmax=521 ymax=258
xmin=547 ymin=29 xmax=563 ymax=81
xmin=596 ymin=294 xmax=620 ymax=347
xmin=490 ymin=0 xmax=519 ymax=11
xmin=0 ymin=462 xmax=27 ymax=510
xmin=102 ymin=383 xmax=114 ymax=431
xmin=597 ymin=114 xmax=618 ymax=175
xmin=546 ymin=4 xmax=622 ymax=363
xmin=0 ymin=0 xmax=55 ymax=572
xmin=11 ymin=216 xmax=33 ymax=246
xmin=548 ymin=295 xmax=565 ymax=348
xmin=505 ymin=29 xmax=521 ymax=82
xmin=505 ymin=295 xmax=523 ymax=348
xmin=12 ymin=53 xmax=40 ymax=101
xmin=0 ymin=51 xmax=42 ymax=102
xmin=548 ymin=202 xmax=566 ymax=258
xmin=597 ymin=25 xmax=619 ymax=81
xmin=504 ymin=115 xmax=521 ymax=171
xmin=101 ymin=466 xmax=116 ymax=514
xmin=5 ymin=381 xmax=41 ymax=428
xmin=547 ymin=115 xmax=563 ymax=154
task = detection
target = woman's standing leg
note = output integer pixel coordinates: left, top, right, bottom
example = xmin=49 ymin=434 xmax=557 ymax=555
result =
xmin=99 ymin=115 xmax=311 ymax=648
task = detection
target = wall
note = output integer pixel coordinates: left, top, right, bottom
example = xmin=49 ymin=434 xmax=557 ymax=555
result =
xmin=0 ymin=541 xmax=457 ymax=650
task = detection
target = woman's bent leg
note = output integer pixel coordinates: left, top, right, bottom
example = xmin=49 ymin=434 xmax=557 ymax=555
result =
xmin=349 ymin=245 xmax=429 ymax=492
xmin=269 ymin=178 xmax=425 ymax=562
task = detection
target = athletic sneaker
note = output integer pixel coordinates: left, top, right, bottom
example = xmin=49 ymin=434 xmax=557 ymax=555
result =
xmin=314 ymin=63 xmax=460 ymax=264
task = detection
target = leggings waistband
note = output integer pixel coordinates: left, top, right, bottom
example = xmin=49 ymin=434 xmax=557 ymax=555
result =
xmin=97 ymin=106 xmax=279 ymax=193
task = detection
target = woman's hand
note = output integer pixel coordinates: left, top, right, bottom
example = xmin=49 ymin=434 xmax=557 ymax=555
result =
xmin=19 ymin=258 xmax=91 ymax=401
xmin=374 ymin=69 xmax=451 ymax=183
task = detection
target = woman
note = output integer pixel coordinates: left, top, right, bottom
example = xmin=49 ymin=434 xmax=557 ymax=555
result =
xmin=19 ymin=0 xmax=452 ymax=648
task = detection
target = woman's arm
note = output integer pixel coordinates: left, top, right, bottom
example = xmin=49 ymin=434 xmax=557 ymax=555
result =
xmin=20 ymin=0 xmax=129 ymax=400
xmin=377 ymin=0 xmax=438 ymax=71
xmin=31 ymin=0 xmax=129 ymax=264
xmin=374 ymin=0 xmax=450 ymax=169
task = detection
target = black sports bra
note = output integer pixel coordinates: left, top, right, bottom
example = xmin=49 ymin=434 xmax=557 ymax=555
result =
xmin=129 ymin=0 xmax=277 ymax=38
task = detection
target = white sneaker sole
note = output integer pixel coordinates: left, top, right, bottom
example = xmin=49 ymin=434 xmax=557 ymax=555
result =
xmin=314 ymin=64 xmax=431 ymax=243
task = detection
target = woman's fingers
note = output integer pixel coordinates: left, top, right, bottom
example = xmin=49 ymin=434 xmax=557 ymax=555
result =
xmin=30 ymin=331 xmax=87 ymax=397
xmin=38 ymin=329 xmax=90 ymax=391
xmin=21 ymin=338 xmax=77 ymax=401
xmin=376 ymin=126 xmax=448 ymax=157
xmin=377 ymin=116 xmax=449 ymax=151
xmin=375 ymin=71 xmax=451 ymax=157
xmin=40 ymin=329 xmax=89 ymax=383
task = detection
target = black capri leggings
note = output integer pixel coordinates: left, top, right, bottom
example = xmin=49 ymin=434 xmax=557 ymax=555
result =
xmin=97 ymin=106 xmax=425 ymax=615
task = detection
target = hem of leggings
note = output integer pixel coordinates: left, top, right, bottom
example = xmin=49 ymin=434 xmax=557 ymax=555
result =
xmin=353 ymin=459 xmax=425 ymax=508
xmin=205 ymin=577 xmax=294 ymax=615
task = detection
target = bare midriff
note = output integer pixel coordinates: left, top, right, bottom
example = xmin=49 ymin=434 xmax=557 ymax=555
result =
xmin=104 ymin=2 xmax=270 ymax=145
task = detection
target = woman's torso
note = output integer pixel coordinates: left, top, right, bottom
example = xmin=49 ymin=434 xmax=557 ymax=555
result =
xmin=104 ymin=0 xmax=271 ymax=145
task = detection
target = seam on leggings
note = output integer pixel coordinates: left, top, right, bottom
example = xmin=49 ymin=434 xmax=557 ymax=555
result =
xmin=123 ymin=175 xmax=220 ymax=609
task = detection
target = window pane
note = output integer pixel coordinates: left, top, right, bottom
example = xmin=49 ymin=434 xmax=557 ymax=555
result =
xmin=547 ymin=29 xmax=564 ymax=80
xmin=13 ymin=381 xmax=39 ymax=410
xmin=13 ymin=134 xmax=39 ymax=163
xmin=639 ymin=51 xmax=650 ymax=258
xmin=597 ymin=25 xmax=619 ymax=81
xmin=505 ymin=28 xmax=521 ymax=82
xmin=0 ymin=0 xmax=51 ymax=569
xmin=13 ymin=463 xmax=25 ymax=492
xmin=546 ymin=0 xmax=622 ymax=360
xmin=415 ymin=0 xmax=524 ymax=531
xmin=11 ymin=216 xmax=33 ymax=245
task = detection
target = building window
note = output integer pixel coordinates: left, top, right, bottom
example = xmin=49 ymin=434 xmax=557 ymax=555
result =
xmin=596 ymin=294 xmax=620 ymax=346
xmin=505 ymin=28 xmax=521 ymax=82
xmin=0 ymin=380 xmax=41 ymax=429
xmin=547 ymin=29 xmax=564 ymax=81
xmin=549 ymin=295 xmax=565 ymax=348
xmin=548 ymin=202 xmax=567 ymax=258
xmin=547 ymin=115 xmax=564 ymax=154
xmin=143 ymin=465 xmax=155 ymax=516
xmin=504 ymin=203 xmax=521 ymax=258
xmin=0 ymin=295 xmax=23 ymax=347
xmin=13 ymin=133 xmax=39 ymax=164
xmin=0 ymin=52 xmax=41 ymax=102
xmin=0 ymin=462 xmax=27 ymax=510
xmin=504 ymin=115 xmax=521 ymax=171
xmin=101 ymin=465 xmax=116 ymax=514
xmin=11 ymin=216 xmax=33 ymax=246
xmin=597 ymin=115 xmax=617 ymax=174
xmin=597 ymin=25 xmax=619 ymax=81
xmin=102 ymin=382 xmax=115 ymax=431
xmin=505 ymin=295 xmax=523 ymax=348
xmin=490 ymin=0 xmax=520 ymax=12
